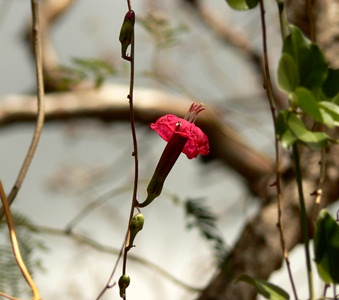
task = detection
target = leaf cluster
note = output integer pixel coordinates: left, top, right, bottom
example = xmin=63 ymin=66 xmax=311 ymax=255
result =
xmin=276 ymin=26 xmax=339 ymax=150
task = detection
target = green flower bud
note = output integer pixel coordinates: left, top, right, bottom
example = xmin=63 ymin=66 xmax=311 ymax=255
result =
xmin=119 ymin=10 xmax=135 ymax=61
xmin=126 ymin=213 xmax=144 ymax=251
xmin=118 ymin=274 xmax=130 ymax=298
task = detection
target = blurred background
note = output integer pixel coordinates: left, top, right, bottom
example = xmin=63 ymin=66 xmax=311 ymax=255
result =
xmin=1 ymin=1 xmax=337 ymax=299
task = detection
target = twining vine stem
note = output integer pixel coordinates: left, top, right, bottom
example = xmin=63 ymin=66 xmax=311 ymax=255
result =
xmin=0 ymin=0 xmax=45 ymax=221
xmin=122 ymin=2 xmax=139 ymax=295
xmin=97 ymin=2 xmax=138 ymax=299
xmin=0 ymin=182 xmax=41 ymax=300
xmin=259 ymin=0 xmax=298 ymax=299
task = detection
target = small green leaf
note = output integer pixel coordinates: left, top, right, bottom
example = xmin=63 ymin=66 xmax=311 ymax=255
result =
xmin=236 ymin=274 xmax=290 ymax=300
xmin=226 ymin=0 xmax=258 ymax=10
xmin=314 ymin=209 xmax=339 ymax=284
xmin=276 ymin=110 xmax=297 ymax=148
xmin=299 ymin=45 xmax=328 ymax=90
xmin=276 ymin=110 xmax=289 ymax=138
xmin=282 ymin=25 xmax=328 ymax=91
xmin=280 ymin=130 xmax=297 ymax=149
xmin=322 ymin=68 xmax=339 ymax=97
xmin=276 ymin=110 xmax=329 ymax=149
xmin=287 ymin=113 xmax=329 ymax=150
xmin=292 ymin=87 xmax=335 ymax=128
xmin=283 ymin=25 xmax=310 ymax=59
xmin=277 ymin=53 xmax=298 ymax=94
xmin=319 ymin=101 xmax=339 ymax=126
xmin=293 ymin=88 xmax=322 ymax=121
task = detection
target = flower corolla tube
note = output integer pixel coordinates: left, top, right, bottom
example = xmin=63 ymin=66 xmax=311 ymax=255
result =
xmin=137 ymin=103 xmax=209 ymax=208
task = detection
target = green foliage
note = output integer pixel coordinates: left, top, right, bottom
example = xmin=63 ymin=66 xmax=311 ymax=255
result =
xmin=314 ymin=209 xmax=339 ymax=284
xmin=277 ymin=53 xmax=298 ymax=95
xmin=0 ymin=213 xmax=47 ymax=297
xmin=225 ymin=0 xmax=259 ymax=10
xmin=278 ymin=25 xmax=328 ymax=94
xmin=54 ymin=57 xmax=116 ymax=91
xmin=236 ymin=274 xmax=290 ymax=300
xmin=184 ymin=198 xmax=228 ymax=265
xmin=322 ymin=68 xmax=339 ymax=98
xmin=276 ymin=25 xmax=339 ymax=150
xmin=276 ymin=110 xmax=329 ymax=150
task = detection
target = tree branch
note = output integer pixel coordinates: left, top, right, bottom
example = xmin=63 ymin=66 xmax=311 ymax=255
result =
xmin=0 ymin=84 xmax=273 ymax=192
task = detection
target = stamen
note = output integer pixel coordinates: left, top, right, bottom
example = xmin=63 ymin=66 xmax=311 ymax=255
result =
xmin=184 ymin=103 xmax=205 ymax=123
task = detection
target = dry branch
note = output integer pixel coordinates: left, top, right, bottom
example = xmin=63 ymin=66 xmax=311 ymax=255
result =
xmin=0 ymin=84 xmax=273 ymax=190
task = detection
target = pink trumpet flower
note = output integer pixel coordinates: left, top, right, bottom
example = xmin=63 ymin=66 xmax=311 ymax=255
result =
xmin=137 ymin=103 xmax=209 ymax=208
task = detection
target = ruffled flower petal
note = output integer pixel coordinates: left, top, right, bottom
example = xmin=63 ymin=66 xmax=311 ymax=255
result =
xmin=150 ymin=114 xmax=210 ymax=159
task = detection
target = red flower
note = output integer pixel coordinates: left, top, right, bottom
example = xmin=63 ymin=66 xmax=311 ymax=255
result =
xmin=150 ymin=114 xmax=209 ymax=159
xmin=137 ymin=103 xmax=209 ymax=208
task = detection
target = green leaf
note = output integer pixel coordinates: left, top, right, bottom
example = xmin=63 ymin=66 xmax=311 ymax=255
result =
xmin=293 ymin=88 xmax=322 ymax=120
xmin=299 ymin=45 xmax=328 ymax=90
xmin=280 ymin=130 xmax=297 ymax=149
xmin=286 ymin=112 xmax=329 ymax=150
xmin=277 ymin=110 xmax=330 ymax=150
xmin=319 ymin=101 xmax=339 ymax=127
xmin=225 ymin=0 xmax=258 ymax=10
xmin=277 ymin=53 xmax=298 ymax=94
xmin=236 ymin=274 xmax=290 ymax=300
xmin=292 ymin=87 xmax=335 ymax=128
xmin=276 ymin=111 xmax=297 ymax=148
xmin=322 ymin=68 xmax=339 ymax=97
xmin=332 ymin=93 xmax=339 ymax=105
xmin=282 ymin=25 xmax=328 ymax=91
xmin=314 ymin=209 xmax=339 ymax=284
xmin=283 ymin=25 xmax=310 ymax=59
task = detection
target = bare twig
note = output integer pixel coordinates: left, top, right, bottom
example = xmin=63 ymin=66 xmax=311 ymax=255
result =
xmin=0 ymin=0 xmax=45 ymax=221
xmin=0 ymin=182 xmax=41 ymax=300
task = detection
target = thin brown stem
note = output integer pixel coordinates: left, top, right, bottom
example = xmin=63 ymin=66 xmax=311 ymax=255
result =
xmin=0 ymin=0 xmax=45 ymax=220
xmin=96 ymin=238 xmax=126 ymax=300
xmin=259 ymin=0 xmax=298 ymax=299
xmin=127 ymin=0 xmax=132 ymax=11
xmin=0 ymin=182 xmax=41 ymax=300
xmin=98 ymin=2 xmax=138 ymax=299
xmin=121 ymin=5 xmax=139 ymax=299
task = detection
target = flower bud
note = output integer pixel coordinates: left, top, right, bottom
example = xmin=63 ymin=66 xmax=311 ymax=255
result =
xmin=118 ymin=274 xmax=130 ymax=298
xmin=138 ymin=132 xmax=188 ymax=207
xmin=126 ymin=213 xmax=144 ymax=251
xmin=119 ymin=10 xmax=135 ymax=61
